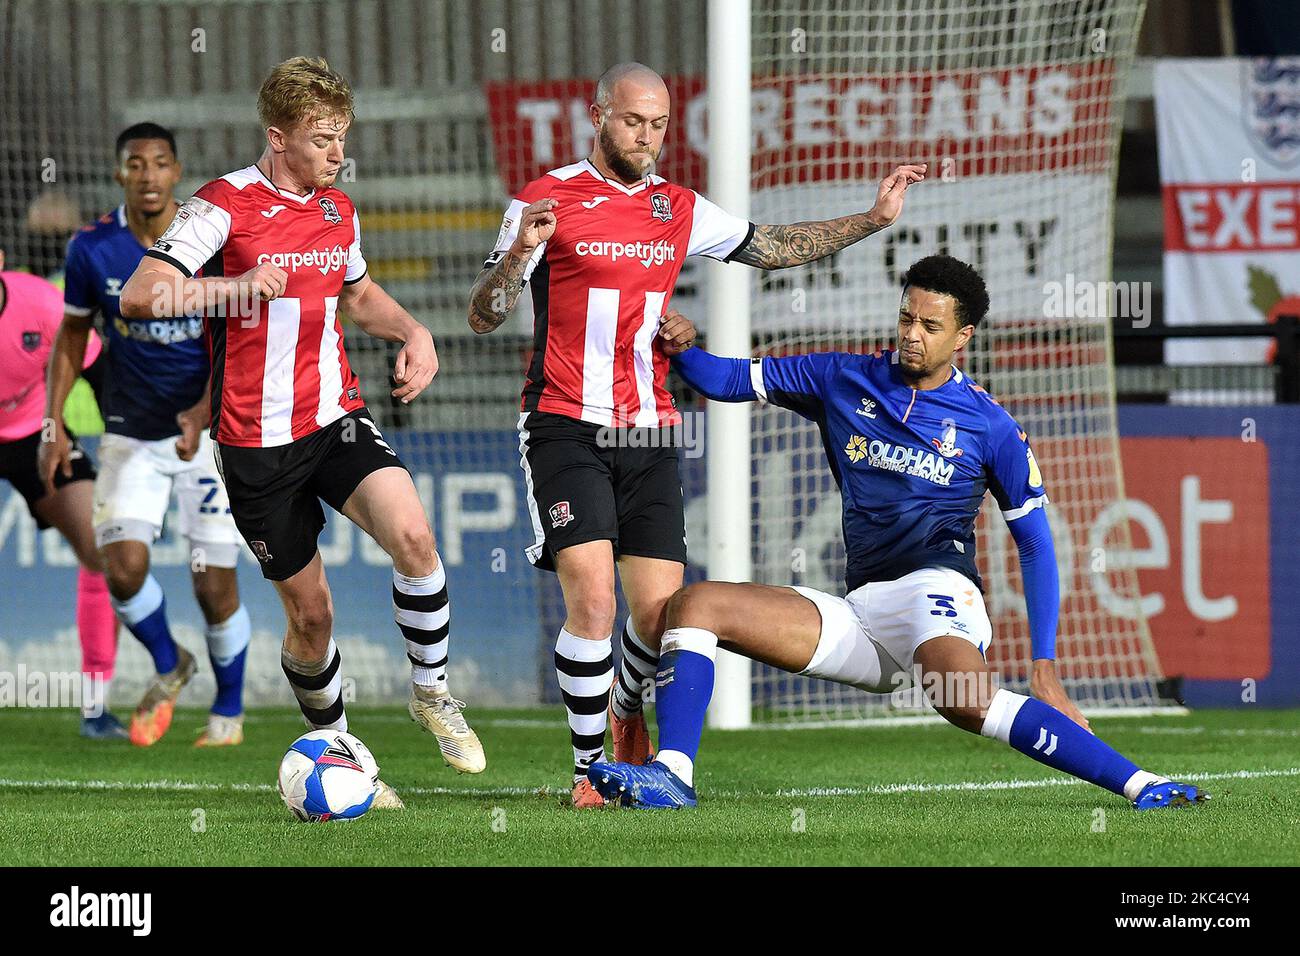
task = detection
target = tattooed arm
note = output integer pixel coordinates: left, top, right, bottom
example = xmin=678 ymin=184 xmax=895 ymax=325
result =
xmin=468 ymin=198 xmax=557 ymax=334
xmin=467 ymin=248 xmax=532 ymax=334
xmin=732 ymin=211 xmax=889 ymax=269
xmin=731 ymin=163 xmax=926 ymax=270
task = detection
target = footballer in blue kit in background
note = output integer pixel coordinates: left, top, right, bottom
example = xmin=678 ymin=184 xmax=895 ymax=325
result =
xmin=42 ymin=123 xmax=252 ymax=748
xmin=63 ymin=212 xmax=209 ymax=440
xmin=589 ymin=254 xmax=1206 ymax=812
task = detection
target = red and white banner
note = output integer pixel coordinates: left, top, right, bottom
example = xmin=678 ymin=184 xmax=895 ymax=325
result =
xmin=485 ymin=66 xmax=1115 ymax=195
xmin=1156 ymin=58 xmax=1300 ymax=365
xmin=484 ymin=67 xmax=1117 ymax=331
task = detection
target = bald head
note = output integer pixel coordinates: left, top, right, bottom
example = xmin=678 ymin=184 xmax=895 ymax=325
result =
xmin=589 ymin=62 xmax=671 ymax=184
xmin=594 ymin=62 xmax=668 ymax=114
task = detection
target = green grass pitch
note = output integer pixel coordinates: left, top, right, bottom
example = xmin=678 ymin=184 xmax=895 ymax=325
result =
xmin=1 ymin=707 xmax=1296 ymax=866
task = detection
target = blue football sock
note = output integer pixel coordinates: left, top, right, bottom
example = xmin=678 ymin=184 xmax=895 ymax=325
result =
xmin=111 ymin=575 xmax=178 ymax=675
xmin=206 ymin=604 xmax=250 ymax=717
xmin=653 ymin=628 xmax=719 ymax=770
xmin=981 ymin=688 xmax=1144 ymax=797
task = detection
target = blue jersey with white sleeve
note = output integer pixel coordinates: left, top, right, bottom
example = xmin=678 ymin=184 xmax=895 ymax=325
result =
xmin=752 ymin=348 xmax=1048 ymax=593
xmin=63 ymin=205 xmax=209 ymax=441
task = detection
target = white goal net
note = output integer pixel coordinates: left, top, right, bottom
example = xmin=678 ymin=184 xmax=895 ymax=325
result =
xmin=740 ymin=0 xmax=1168 ymax=722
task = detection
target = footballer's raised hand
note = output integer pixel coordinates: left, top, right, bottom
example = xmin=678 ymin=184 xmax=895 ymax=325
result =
xmin=867 ymin=163 xmax=926 ymax=229
xmin=238 ymin=262 xmax=288 ymax=301
xmin=392 ymin=325 xmax=439 ymax=404
xmin=511 ymin=198 xmax=559 ymax=254
xmin=657 ymin=308 xmax=697 ymax=356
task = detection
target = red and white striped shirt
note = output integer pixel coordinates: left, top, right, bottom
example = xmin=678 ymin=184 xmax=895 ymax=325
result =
xmin=144 ymin=165 xmax=368 ymax=448
xmin=486 ymin=159 xmax=753 ymax=428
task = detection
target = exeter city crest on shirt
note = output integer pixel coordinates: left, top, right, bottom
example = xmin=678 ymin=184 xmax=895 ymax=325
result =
xmin=650 ymin=192 xmax=672 ymax=222
xmin=319 ymin=197 xmax=343 ymax=224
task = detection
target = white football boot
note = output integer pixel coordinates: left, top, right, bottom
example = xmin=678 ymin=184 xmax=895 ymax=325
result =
xmin=408 ymin=683 xmax=486 ymax=774
xmin=371 ymin=779 xmax=405 ymax=810
xmin=194 ymin=712 xmax=244 ymax=747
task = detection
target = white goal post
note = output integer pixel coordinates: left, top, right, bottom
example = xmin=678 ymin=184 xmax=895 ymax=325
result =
xmin=706 ymin=0 xmax=755 ymax=729
xmin=707 ymin=0 xmax=1171 ymax=725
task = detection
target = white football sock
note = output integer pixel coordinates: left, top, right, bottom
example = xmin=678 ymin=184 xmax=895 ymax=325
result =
xmin=655 ymin=749 xmax=694 ymax=787
xmin=1122 ymin=770 xmax=1170 ymax=802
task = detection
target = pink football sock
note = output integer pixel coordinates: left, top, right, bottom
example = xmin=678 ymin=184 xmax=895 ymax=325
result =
xmin=77 ymin=568 xmax=119 ymax=713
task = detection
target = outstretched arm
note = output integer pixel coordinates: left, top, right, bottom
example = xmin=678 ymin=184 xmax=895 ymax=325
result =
xmin=1008 ymin=507 xmax=1091 ymax=732
xmin=731 ymin=163 xmax=925 ymax=270
xmin=672 ymin=346 xmax=757 ymax=403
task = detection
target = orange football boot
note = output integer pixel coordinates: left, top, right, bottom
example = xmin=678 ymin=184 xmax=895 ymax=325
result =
xmin=571 ymin=777 xmax=606 ymax=808
xmin=129 ymin=646 xmax=196 ymax=747
xmin=608 ymin=689 xmax=656 ymax=765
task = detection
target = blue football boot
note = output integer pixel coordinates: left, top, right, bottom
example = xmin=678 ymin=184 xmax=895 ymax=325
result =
xmin=1133 ymin=780 xmax=1209 ymax=810
xmin=587 ymin=760 xmax=698 ymax=809
xmin=80 ymin=712 xmax=129 ymax=740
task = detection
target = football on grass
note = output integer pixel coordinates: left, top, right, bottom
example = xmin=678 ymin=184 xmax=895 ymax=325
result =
xmin=278 ymin=730 xmax=380 ymax=822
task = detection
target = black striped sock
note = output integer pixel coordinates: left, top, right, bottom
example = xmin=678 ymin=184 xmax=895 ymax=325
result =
xmin=612 ymin=618 xmax=658 ymax=721
xmin=281 ymin=639 xmax=346 ymax=731
xmin=393 ymin=564 xmax=449 ymax=690
xmin=554 ymin=627 xmax=613 ymax=782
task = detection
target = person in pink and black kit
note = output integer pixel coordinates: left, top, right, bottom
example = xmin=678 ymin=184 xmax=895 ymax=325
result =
xmin=0 ymin=251 xmax=122 ymax=737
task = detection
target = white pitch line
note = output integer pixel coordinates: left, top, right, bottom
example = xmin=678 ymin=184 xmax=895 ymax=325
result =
xmin=0 ymin=777 xmax=559 ymax=798
xmin=1134 ymin=725 xmax=1300 ymax=738
xmin=757 ymin=705 xmax=1190 ymax=730
xmin=1 ymin=766 xmax=1296 ymax=801
xmin=769 ymin=766 xmax=1300 ymax=798
xmin=271 ymin=709 xmax=1194 ymax=732
xmin=239 ymin=715 xmax=564 ymax=729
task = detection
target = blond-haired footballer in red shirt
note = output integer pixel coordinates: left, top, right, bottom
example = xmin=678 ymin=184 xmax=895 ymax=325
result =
xmin=122 ymin=58 xmax=484 ymax=801
xmin=469 ymin=62 xmax=924 ymax=806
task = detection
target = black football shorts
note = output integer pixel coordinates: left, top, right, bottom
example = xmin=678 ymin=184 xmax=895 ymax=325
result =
xmin=517 ymin=410 xmax=687 ymax=571
xmin=0 ymin=427 xmax=97 ymax=529
xmin=214 ymin=407 xmax=407 ymax=581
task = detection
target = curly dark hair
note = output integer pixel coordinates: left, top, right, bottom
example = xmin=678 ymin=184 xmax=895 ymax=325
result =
xmin=901 ymin=255 xmax=990 ymax=328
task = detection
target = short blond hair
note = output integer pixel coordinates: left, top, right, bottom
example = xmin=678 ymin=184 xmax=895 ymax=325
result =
xmin=257 ymin=56 xmax=354 ymax=132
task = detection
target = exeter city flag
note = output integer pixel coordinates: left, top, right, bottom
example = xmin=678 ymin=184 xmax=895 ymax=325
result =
xmin=1155 ymin=57 xmax=1300 ymax=365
